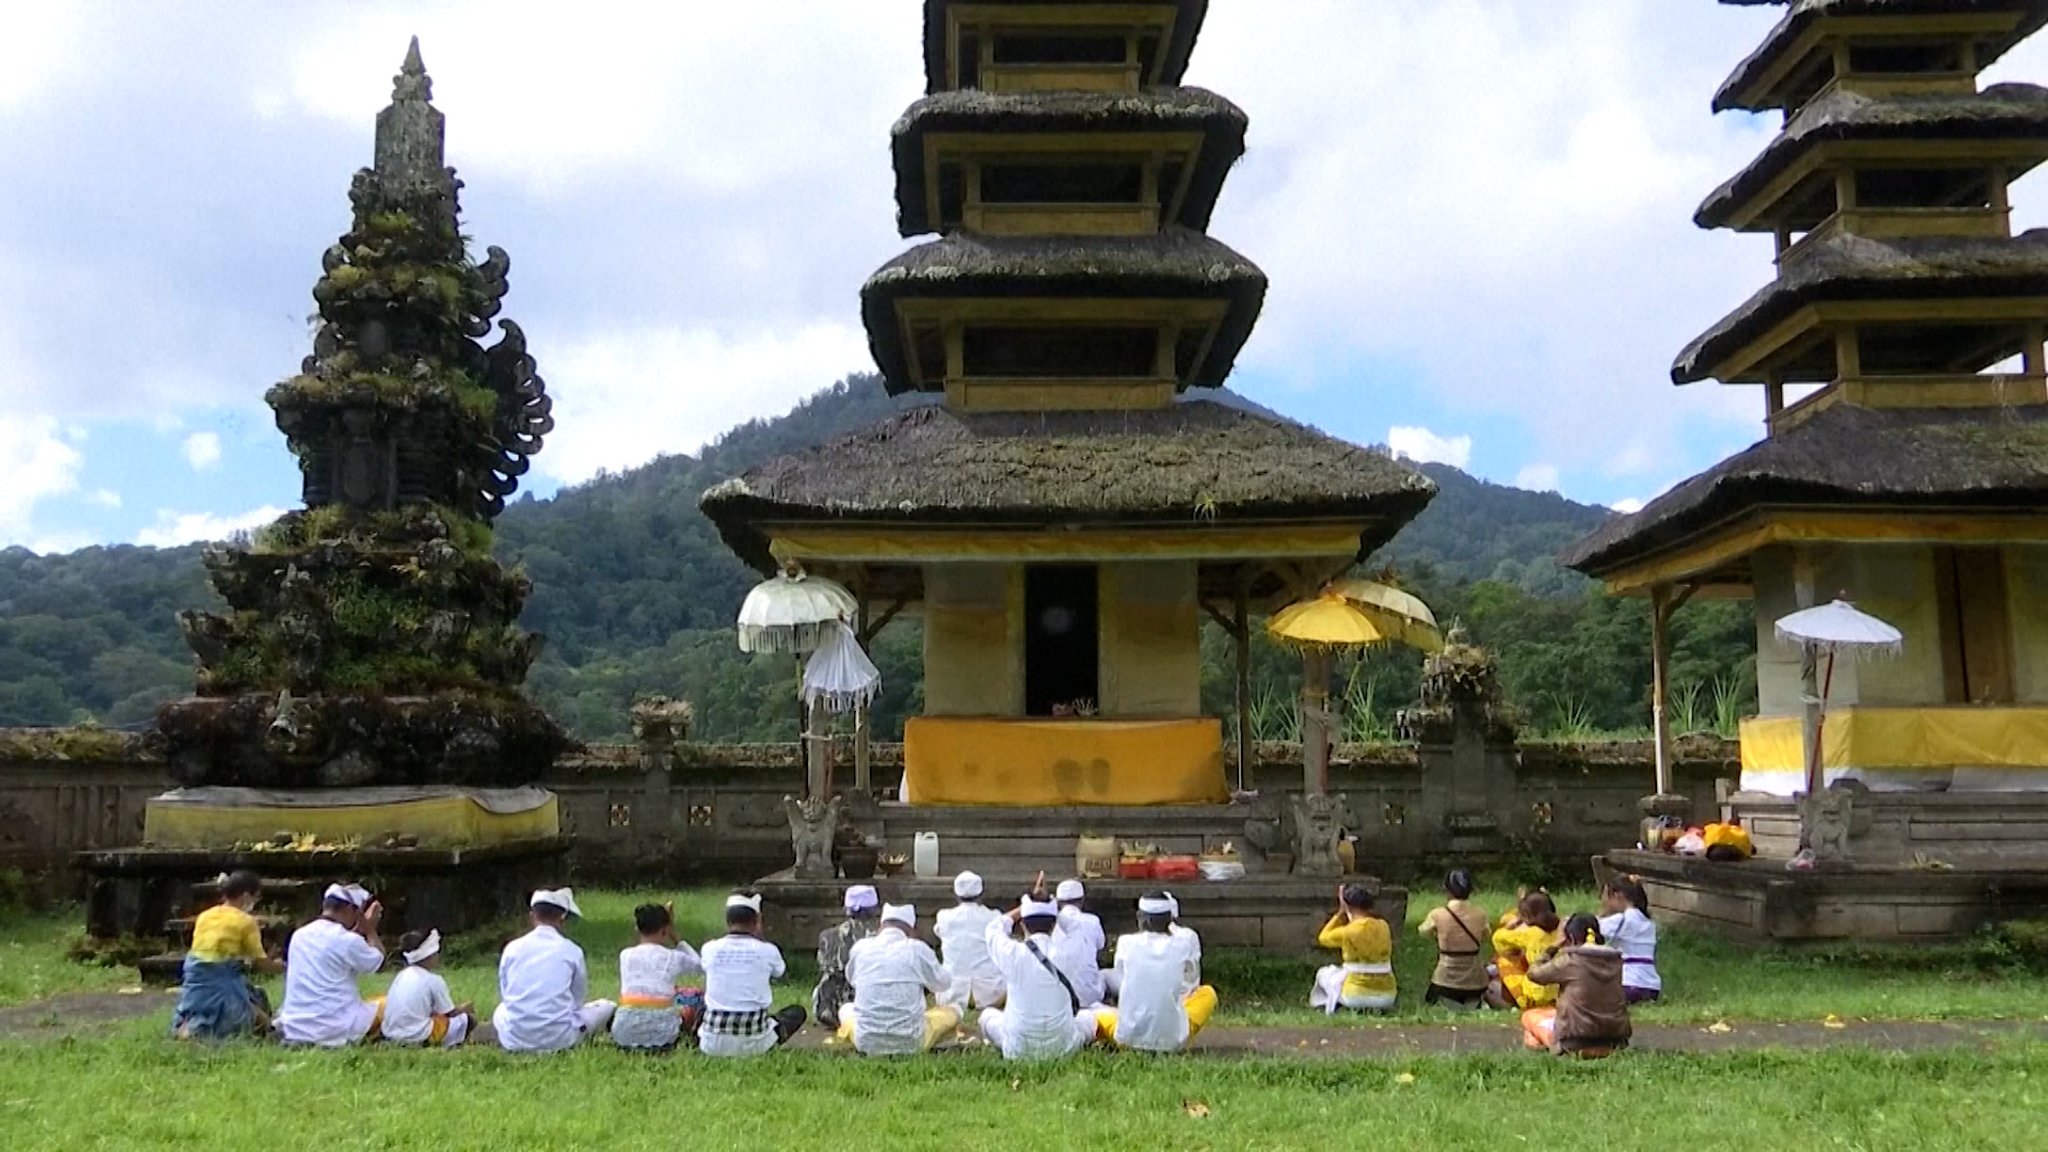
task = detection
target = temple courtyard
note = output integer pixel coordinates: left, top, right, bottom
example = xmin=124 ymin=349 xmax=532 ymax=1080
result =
xmin=3 ymin=886 xmax=2044 ymax=1150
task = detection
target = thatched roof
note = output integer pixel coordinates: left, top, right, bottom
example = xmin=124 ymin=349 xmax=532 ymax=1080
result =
xmin=862 ymin=226 xmax=1267 ymax=394
xmin=891 ymin=87 xmax=1249 ymax=236
xmin=700 ymin=399 xmax=1436 ymax=572
xmin=1698 ymin=84 xmax=2048 ymax=228
xmin=1561 ymin=402 xmax=2048 ymax=576
xmin=1674 ymin=229 xmax=2048 ymax=382
xmin=924 ymin=0 xmax=1210 ymax=95
xmin=1716 ymin=1 xmax=2048 ymax=113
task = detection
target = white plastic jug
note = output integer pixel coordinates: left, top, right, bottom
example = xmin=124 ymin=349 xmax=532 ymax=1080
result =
xmin=912 ymin=832 xmax=941 ymax=879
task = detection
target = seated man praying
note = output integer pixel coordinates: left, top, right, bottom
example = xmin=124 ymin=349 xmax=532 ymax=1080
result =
xmin=381 ymin=929 xmax=473 ymax=1048
xmin=172 ymin=869 xmax=282 ymax=1041
xmin=275 ymin=883 xmax=386 ymax=1048
xmin=977 ymin=881 xmax=1098 ymax=1062
xmin=699 ymin=893 xmax=807 ymax=1057
xmin=838 ymin=903 xmax=960 ymax=1056
xmin=612 ymin=901 xmax=705 ymax=1052
xmin=1049 ymin=879 xmax=1107 ymax=1009
xmin=493 ymin=888 xmax=617 ymax=1053
xmin=814 ymin=885 xmax=879 ymax=1031
xmin=934 ymin=871 xmax=1004 ymax=1010
xmin=1094 ymin=892 xmax=1217 ymax=1052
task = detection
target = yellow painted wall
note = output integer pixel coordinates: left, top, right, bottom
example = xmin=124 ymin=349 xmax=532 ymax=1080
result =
xmin=2010 ymin=546 xmax=2048 ymax=705
xmin=1754 ymin=543 xmax=1948 ymax=717
xmin=923 ymin=562 xmax=1021 ymax=716
xmin=1098 ymin=561 xmax=1201 ymax=718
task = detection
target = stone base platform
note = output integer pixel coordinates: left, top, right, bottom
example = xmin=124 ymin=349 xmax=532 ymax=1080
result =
xmin=840 ymin=802 xmax=1286 ymax=878
xmin=753 ymin=871 xmax=1406 ymax=955
xmin=1596 ymin=849 xmax=2048 ymax=942
xmin=79 ymin=837 xmax=572 ymax=958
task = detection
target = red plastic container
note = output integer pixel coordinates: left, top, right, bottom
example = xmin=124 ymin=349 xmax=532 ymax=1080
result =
xmin=1154 ymin=855 xmax=1200 ymax=882
xmin=1118 ymin=858 xmax=1154 ymax=880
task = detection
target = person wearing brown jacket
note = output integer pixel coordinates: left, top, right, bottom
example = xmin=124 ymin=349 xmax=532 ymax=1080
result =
xmin=1520 ymin=913 xmax=1631 ymax=1057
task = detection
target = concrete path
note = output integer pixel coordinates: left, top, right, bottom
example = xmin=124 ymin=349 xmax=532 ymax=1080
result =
xmin=3 ymin=991 xmax=2038 ymax=1057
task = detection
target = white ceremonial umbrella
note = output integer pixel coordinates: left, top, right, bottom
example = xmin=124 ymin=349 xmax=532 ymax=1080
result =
xmin=736 ymin=570 xmax=858 ymax=654
xmin=1774 ymin=599 xmax=1904 ymax=796
xmin=803 ymin=621 xmax=883 ymax=714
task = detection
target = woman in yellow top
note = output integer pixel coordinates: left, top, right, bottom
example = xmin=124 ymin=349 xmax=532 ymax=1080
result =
xmin=1310 ymin=885 xmax=1396 ymax=1014
xmin=172 ymin=870 xmax=282 ymax=1040
xmin=1489 ymin=890 xmax=1563 ymax=1010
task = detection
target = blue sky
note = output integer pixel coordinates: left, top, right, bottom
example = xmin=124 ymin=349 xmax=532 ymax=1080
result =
xmin=8 ymin=1 xmax=2048 ymax=551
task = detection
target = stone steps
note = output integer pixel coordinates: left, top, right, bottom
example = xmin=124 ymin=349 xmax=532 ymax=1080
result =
xmin=857 ymin=803 xmax=1268 ymax=881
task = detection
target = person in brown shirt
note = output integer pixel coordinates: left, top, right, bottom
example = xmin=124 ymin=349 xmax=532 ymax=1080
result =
xmin=1417 ymin=869 xmax=1490 ymax=1009
xmin=1522 ymin=913 xmax=1631 ymax=1057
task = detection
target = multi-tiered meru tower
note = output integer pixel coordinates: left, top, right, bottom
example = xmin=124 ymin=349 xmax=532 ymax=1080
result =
xmin=1574 ymin=0 xmax=2048 ymax=940
xmin=706 ymin=1 xmax=1433 ymax=949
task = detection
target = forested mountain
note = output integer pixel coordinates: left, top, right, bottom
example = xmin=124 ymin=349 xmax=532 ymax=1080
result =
xmin=0 ymin=376 xmax=1754 ymax=742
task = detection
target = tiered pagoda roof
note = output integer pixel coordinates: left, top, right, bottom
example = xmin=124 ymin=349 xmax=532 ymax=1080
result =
xmin=1568 ymin=0 xmax=2048 ymax=588
xmin=921 ymin=0 xmax=1209 ymax=93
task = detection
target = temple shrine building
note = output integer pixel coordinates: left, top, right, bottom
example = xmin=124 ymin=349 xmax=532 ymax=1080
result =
xmin=1566 ymin=0 xmax=2048 ymax=798
xmin=703 ymin=0 xmax=1433 ymax=808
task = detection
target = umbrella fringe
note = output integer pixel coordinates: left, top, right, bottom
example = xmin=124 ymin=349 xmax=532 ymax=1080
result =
xmin=739 ymin=621 xmax=834 ymax=654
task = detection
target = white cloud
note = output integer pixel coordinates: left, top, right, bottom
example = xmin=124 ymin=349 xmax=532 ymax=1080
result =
xmin=87 ymin=489 xmax=123 ymax=509
xmin=540 ymin=323 xmax=874 ymax=485
xmin=136 ymin=505 xmax=287 ymax=548
xmin=182 ymin=431 xmax=223 ymax=471
xmin=0 ymin=6 xmax=86 ymax=110
xmin=0 ymin=417 xmax=85 ymax=544
xmin=1611 ymin=498 xmax=1646 ymax=515
xmin=1387 ymin=426 xmax=1473 ymax=469
xmin=1514 ymin=464 xmax=1561 ymax=493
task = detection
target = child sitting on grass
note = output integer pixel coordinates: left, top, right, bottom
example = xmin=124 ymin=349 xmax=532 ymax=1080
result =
xmin=381 ymin=929 xmax=474 ymax=1048
xmin=1598 ymin=875 xmax=1662 ymax=1005
xmin=1489 ymin=890 xmax=1563 ymax=1010
xmin=1521 ymin=913 xmax=1631 ymax=1057
xmin=613 ymin=902 xmax=706 ymax=1052
xmin=1311 ymin=884 xmax=1397 ymax=1014
xmin=172 ymin=869 xmax=281 ymax=1041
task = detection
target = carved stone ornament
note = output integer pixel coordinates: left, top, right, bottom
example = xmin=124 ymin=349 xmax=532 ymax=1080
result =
xmin=785 ymin=794 xmax=843 ymax=880
xmin=1289 ymin=792 xmax=1353 ymax=877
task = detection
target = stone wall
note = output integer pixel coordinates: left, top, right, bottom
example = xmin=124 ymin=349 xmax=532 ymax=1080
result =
xmin=0 ymin=725 xmax=1737 ymax=898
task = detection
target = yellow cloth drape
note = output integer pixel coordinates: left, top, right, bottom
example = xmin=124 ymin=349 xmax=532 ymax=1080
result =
xmin=902 ymin=718 xmax=1229 ymax=806
xmin=144 ymin=792 xmax=561 ymax=850
xmin=1740 ymin=707 xmax=2048 ymax=773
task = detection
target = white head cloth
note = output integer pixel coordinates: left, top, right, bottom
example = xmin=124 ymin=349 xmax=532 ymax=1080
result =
xmin=1137 ymin=895 xmax=1174 ymax=916
xmin=1055 ymin=879 xmax=1085 ymax=903
xmin=727 ymin=893 xmax=764 ymax=914
xmin=1165 ymin=894 xmax=1181 ymax=919
xmin=323 ymin=883 xmax=371 ymax=908
xmin=403 ymin=929 xmax=442 ymax=965
xmin=953 ymin=871 xmax=984 ymax=899
xmin=844 ymin=885 xmax=879 ymax=913
xmin=531 ymin=888 xmax=582 ymax=917
xmin=1020 ymin=896 xmax=1058 ymax=920
xmin=881 ymin=903 xmax=916 ymax=928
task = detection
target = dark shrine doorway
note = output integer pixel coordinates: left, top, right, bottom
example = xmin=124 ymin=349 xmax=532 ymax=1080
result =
xmin=1025 ymin=564 xmax=1100 ymax=716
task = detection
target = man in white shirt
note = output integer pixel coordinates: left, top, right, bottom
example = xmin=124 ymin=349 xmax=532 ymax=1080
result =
xmin=933 ymin=871 xmax=1004 ymax=1009
xmin=1094 ymin=892 xmax=1218 ymax=1052
xmin=838 ymin=903 xmax=959 ymax=1056
xmin=275 ymin=883 xmax=385 ymax=1048
xmin=699 ymin=892 xmax=806 ymax=1057
xmin=976 ymin=891 xmax=1098 ymax=1061
xmin=1049 ymin=879 xmax=1107 ymax=1008
xmin=492 ymin=888 xmax=616 ymax=1053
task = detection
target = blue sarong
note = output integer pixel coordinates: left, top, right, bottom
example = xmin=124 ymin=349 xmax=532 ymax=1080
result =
xmin=170 ymin=957 xmax=258 ymax=1040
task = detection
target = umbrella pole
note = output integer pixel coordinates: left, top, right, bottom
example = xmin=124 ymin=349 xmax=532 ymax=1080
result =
xmin=795 ymin=655 xmax=810 ymax=798
xmin=1233 ymin=583 xmax=1252 ymax=795
xmin=1302 ymin=649 xmax=1331 ymax=796
xmin=1807 ymin=649 xmax=1836 ymax=798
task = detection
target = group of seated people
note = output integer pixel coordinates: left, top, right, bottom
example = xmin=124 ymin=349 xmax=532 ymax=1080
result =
xmin=169 ymin=865 xmax=1656 ymax=1060
xmin=1314 ymin=868 xmax=1662 ymax=1056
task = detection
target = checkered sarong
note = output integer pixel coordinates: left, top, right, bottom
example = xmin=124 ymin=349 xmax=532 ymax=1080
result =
xmin=700 ymin=1008 xmax=771 ymax=1039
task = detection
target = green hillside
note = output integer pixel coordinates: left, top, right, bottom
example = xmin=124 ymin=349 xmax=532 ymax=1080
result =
xmin=0 ymin=376 xmax=1753 ymax=742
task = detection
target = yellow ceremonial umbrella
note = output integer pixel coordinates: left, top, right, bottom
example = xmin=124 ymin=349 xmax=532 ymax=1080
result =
xmin=1326 ymin=577 xmax=1443 ymax=654
xmin=1266 ymin=593 xmax=1386 ymax=795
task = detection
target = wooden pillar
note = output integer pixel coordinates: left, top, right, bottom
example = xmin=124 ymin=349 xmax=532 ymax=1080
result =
xmin=1792 ymin=549 xmax=1823 ymax=809
xmin=1302 ymin=649 xmax=1331 ymax=796
xmin=805 ymin=699 xmax=830 ymax=801
xmin=2025 ymin=324 xmax=2046 ymax=403
xmin=1650 ymin=584 xmax=1674 ymax=798
xmin=1233 ymin=582 xmax=1253 ymax=794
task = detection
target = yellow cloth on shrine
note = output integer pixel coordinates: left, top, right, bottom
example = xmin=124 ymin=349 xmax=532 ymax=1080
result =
xmin=1740 ymin=708 xmax=2048 ymax=773
xmin=144 ymin=788 xmax=560 ymax=850
xmin=902 ymin=718 xmax=1229 ymax=806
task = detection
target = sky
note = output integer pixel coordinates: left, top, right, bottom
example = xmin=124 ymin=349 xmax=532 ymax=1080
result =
xmin=7 ymin=0 xmax=2048 ymax=553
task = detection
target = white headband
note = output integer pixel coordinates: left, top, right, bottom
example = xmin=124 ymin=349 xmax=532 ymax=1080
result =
xmin=1055 ymin=879 xmax=1085 ymax=902
xmin=881 ymin=903 xmax=916 ymax=927
xmin=726 ymin=893 xmax=763 ymax=914
xmin=531 ymin=888 xmax=581 ymax=916
xmin=953 ymin=871 xmax=983 ymax=899
xmin=1019 ymin=896 xmax=1058 ymax=920
xmin=844 ymin=885 xmax=879 ymax=913
xmin=323 ymin=883 xmax=371 ymax=908
xmin=403 ymin=929 xmax=441 ymax=965
xmin=1138 ymin=896 xmax=1174 ymax=915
